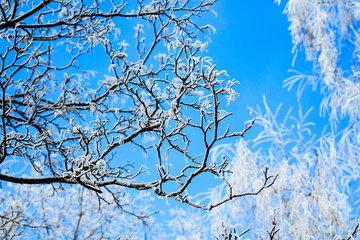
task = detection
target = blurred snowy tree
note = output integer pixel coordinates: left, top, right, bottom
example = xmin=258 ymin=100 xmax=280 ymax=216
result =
xmin=204 ymin=0 xmax=360 ymax=239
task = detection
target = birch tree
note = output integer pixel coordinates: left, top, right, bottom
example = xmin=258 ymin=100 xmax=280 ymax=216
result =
xmin=193 ymin=1 xmax=360 ymax=239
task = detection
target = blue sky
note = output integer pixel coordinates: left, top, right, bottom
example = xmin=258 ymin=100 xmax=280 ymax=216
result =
xmin=210 ymin=1 xmax=294 ymax=105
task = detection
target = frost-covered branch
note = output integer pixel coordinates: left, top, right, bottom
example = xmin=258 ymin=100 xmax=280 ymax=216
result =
xmin=0 ymin=0 xmax=264 ymax=214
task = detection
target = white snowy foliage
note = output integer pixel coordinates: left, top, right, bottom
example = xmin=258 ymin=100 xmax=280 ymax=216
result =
xmin=281 ymin=0 xmax=360 ymax=121
xmin=0 ymin=184 xmax=157 ymax=239
xmin=165 ymin=208 xmax=208 ymax=240
xmin=206 ymin=99 xmax=356 ymax=239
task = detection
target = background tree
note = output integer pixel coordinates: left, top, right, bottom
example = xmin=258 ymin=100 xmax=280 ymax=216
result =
xmin=172 ymin=0 xmax=360 ymax=239
xmin=0 ymin=0 xmax=277 ymax=238
xmin=0 ymin=184 xmax=158 ymax=239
